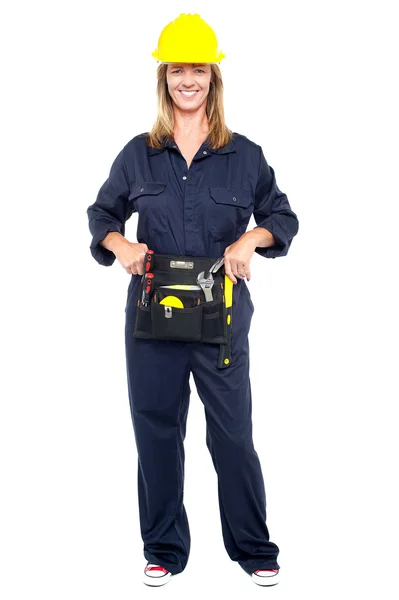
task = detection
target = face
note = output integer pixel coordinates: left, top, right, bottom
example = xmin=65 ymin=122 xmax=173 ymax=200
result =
xmin=166 ymin=63 xmax=212 ymax=111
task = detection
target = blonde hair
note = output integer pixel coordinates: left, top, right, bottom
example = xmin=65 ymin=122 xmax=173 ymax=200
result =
xmin=147 ymin=63 xmax=233 ymax=150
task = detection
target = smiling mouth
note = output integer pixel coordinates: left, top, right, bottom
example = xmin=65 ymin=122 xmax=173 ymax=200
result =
xmin=179 ymin=90 xmax=198 ymax=96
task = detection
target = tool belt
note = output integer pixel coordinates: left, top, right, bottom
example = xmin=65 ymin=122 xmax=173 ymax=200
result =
xmin=133 ymin=253 xmax=233 ymax=368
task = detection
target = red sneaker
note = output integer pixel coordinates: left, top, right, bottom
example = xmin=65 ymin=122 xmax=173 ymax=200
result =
xmin=142 ymin=563 xmax=172 ymax=586
xmin=252 ymin=568 xmax=280 ymax=586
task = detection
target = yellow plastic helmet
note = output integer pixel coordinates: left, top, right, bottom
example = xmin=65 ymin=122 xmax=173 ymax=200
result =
xmin=152 ymin=13 xmax=225 ymax=64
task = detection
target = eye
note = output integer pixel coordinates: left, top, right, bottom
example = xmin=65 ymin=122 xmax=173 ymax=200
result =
xmin=171 ymin=68 xmax=205 ymax=74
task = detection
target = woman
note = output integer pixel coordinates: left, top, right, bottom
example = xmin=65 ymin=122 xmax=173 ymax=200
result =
xmin=86 ymin=13 xmax=299 ymax=587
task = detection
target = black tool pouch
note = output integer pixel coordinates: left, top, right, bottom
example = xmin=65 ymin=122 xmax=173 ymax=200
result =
xmin=133 ymin=254 xmax=228 ymax=345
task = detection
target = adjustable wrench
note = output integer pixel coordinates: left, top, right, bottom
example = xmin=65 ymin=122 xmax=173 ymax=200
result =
xmin=197 ymin=271 xmax=214 ymax=302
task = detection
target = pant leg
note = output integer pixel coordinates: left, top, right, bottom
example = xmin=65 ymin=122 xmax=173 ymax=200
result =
xmin=125 ymin=325 xmax=191 ymax=575
xmin=188 ymin=288 xmax=280 ymax=575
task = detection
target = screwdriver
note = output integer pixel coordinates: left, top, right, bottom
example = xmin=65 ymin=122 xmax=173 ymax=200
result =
xmin=144 ymin=249 xmax=154 ymax=273
xmin=141 ymin=272 xmax=154 ymax=306
xmin=140 ymin=249 xmax=155 ymax=300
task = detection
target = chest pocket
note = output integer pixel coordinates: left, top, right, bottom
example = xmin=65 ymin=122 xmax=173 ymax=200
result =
xmin=128 ymin=182 xmax=168 ymax=236
xmin=208 ymin=187 xmax=253 ymax=241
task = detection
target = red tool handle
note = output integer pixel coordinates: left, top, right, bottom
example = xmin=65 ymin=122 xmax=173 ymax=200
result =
xmin=141 ymin=272 xmax=154 ymax=306
xmin=144 ymin=250 xmax=154 ymax=273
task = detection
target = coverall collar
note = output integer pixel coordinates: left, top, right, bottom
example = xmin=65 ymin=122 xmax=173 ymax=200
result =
xmin=147 ymin=135 xmax=236 ymax=156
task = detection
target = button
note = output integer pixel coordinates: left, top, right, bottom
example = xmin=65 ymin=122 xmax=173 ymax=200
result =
xmin=202 ymin=150 xmax=207 ymax=155
xmin=173 ymin=145 xmax=177 ymax=149
xmin=182 ymin=176 xmax=187 ymax=180
xmin=140 ymin=188 xmax=144 ymax=192
xmin=233 ymin=196 xmax=236 ymax=201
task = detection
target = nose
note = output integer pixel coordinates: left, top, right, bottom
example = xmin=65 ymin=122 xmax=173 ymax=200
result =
xmin=181 ymin=74 xmax=196 ymax=88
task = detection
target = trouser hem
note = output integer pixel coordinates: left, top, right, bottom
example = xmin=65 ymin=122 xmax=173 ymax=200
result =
xmin=238 ymin=560 xmax=281 ymax=575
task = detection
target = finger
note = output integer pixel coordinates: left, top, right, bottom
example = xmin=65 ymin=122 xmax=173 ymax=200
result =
xmin=137 ymin=257 xmax=147 ymax=276
xmin=240 ymin=264 xmax=251 ymax=280
xmin=128 ymin=262 xmax=140 ymax=275
xmin=223 ymin=256 xmax=237 ymax=284
xmin=237 ymin=267 xmax=245 ymax=279
xmin=239 ymin=263 xmax=251 ymax=281
xmin=232 ymin=261 xmax=246 ymax=279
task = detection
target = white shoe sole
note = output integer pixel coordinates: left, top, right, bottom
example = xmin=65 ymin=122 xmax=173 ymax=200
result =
xmin=252 ymin=570 xmax=280 ymax=586
xmin=143 ymin=570 xmax=172 ymax=587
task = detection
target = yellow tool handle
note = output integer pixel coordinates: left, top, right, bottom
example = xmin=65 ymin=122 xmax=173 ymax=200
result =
xmin=224 ymin=275 xmax=233 ymax=308
xmin=218 ymin=275 xmax=233 ymax=368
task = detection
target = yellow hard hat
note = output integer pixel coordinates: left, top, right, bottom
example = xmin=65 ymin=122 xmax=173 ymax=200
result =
xmin=152 ymin=13 xmax=225 ymax=64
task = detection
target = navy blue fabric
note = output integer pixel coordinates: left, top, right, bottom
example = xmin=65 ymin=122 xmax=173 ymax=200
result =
xmin=86 ymin=132 xmax=298 ymax=266
xmin=87 ymin=132 xmax=299 ymax=575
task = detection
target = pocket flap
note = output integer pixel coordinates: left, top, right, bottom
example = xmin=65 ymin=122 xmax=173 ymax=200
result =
xmin=209 ymin=187 xmax=252 ymax=208
xmin=128 ymin=182 xmax=166 ymax=201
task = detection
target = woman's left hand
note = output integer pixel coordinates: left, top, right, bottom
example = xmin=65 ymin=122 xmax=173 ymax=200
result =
xmin=223 ymin=233 xmax=257 ymax=284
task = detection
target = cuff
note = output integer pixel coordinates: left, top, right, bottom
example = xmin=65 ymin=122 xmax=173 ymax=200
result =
xmin=253 ymin=220 xmax=289 ymax=259
xmin=90 ymin=224 xmax=122 ymax=267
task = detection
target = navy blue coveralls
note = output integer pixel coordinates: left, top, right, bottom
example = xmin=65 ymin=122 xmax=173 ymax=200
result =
xmin=86 ymin=132 xmax=299 ymax=575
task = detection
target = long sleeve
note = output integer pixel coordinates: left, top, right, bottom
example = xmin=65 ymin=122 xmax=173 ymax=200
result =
xmin=86 ymin=147 xmax=135 ymax=266
xmin=253 ymin=147 xmax=299 ymax=258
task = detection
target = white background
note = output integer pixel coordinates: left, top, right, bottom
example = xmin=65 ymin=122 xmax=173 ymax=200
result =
xmin=1 ymin=0 xmax=398 ymax=598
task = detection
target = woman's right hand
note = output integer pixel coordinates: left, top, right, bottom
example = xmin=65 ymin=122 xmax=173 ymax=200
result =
xmin=112 ymin=238 xmax=149 ymax=275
